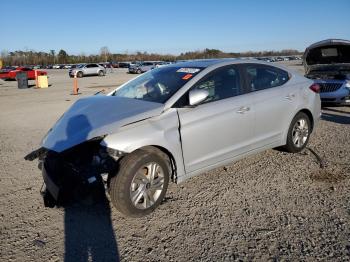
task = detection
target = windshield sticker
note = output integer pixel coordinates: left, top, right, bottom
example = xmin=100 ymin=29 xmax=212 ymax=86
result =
xmin=182 ymin=74 xmax=193 ymax=80
xmin=177 ymin=68 xmax=201 ymax=74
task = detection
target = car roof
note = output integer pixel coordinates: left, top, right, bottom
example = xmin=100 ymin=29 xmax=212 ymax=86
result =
xmin=170 ymin=58 xmax=242 ymax=68
xmin=168 ymin=58 xmax=290 ymax=71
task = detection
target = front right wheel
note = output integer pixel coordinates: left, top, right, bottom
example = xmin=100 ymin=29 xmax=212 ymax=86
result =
xmin=109 ymin=149 xmax=170 ymax=217
xmin=284 ymin=112 xmax=311 ymax=153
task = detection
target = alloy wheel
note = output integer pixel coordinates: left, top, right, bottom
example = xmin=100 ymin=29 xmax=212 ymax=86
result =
xmin=129 ymin=162 xmax=165 ymax=209
xmin=291 ymin=118 xmax=309 ymax=148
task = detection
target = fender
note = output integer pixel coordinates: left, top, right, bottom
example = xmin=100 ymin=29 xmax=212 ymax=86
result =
xmin=281 ymin=79 xmax=321 ymax=144
xmin=100 ymin=108 xmax=186 ymax=180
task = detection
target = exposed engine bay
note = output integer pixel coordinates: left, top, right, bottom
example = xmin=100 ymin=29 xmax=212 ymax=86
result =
xmin=306 ymin=70 xmax=350 ymax=80
xmin=25 ymin=140 xmax=123 ymax=207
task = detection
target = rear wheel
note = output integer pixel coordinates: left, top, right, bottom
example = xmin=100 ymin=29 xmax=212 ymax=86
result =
xmin=98 ymin=70 xmax=104 ymax=76
xmin=136 ymin=69 xmax=142 ymax=74
xmin=284 ymin=112 xmax=311 ymax=153
xmin=77 ymin=71 xmax=83 ymax=78
xmin=109 ymin=149 xmax=170 ymax=217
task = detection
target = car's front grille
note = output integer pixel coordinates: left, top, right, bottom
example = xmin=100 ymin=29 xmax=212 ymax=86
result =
xmin=319 ymin=83 xmax=343 ymax=93
xmin=321 ymin=98 xmax=336 ymax=102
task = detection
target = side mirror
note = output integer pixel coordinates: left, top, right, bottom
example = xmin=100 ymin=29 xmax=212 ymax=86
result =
xmin=189 ymin=89 xmax=209 ymax=106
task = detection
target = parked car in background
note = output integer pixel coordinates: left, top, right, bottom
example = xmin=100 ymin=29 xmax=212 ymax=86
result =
xmin=27 ymin=59 xmax=321 ymax=217
xmin=0 ymin=67 xmax=47 ymax=80
xmin=69 ymin=63 xmax=106 ymax=77
xmin=70 ymin=64 xmax=80 ymax=69
xmin=155 ymin=62 xmax=172 ymax=68
xmin=117 ymin=62 xmax=131 ymax=68
xmin=128 ymin=61 xmax=157 ymax=73
xmin=303 ymin=39 xmax=350 ymax=104
xmin=256 ymin=57 xmax=273 ymax=63
xmin=0 ymin=66 xmax=16 ymax=73
xmin=52 ymin=64 xmax=61 ymax=69
xmin=111 ymin=62 xmax=119 ymax=68
xmin=98 ymin=62 xmax=113 ymax=68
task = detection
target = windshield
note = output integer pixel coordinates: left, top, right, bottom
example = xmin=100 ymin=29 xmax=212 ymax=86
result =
xmin=112 ymin=66 xmax=204 ymax=103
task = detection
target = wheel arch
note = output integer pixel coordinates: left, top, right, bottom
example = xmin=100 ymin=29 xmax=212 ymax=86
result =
xmin=297 ymin=108 xmax=314 ymax=132
xmin=281 ymin=107 xmax=315 ymax=148
xmin=134 ymin=145 xmax=178 ymax=183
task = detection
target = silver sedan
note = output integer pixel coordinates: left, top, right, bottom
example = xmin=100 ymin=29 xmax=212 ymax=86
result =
xmin=27 ymin=59 xmax=321 ymax=217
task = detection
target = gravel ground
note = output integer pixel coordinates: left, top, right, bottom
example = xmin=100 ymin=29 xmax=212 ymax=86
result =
xmin=0 ymin=62 xmax=349 ymax=261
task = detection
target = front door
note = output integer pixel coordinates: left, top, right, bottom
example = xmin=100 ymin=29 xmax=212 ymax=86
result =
xmin=177 ymin=65 xmax=254 ymax=173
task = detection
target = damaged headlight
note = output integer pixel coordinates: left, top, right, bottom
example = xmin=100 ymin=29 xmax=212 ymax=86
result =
xmin=99 ymin=146 xmax=125 ymax=160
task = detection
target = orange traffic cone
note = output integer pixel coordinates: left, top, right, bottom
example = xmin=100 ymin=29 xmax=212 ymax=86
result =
xmin=35 ymin=70 xmax=39 ymax=88
xmin=71 ymin=73 xmax=79 ymax=95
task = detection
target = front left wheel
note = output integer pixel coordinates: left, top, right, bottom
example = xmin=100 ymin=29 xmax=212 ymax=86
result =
xmin=109 ymin=149 xmax=170 ymax=217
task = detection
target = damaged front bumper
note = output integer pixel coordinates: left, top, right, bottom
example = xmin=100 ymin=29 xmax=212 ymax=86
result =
xmin=25 ymin=143 xmax=125 ymax=207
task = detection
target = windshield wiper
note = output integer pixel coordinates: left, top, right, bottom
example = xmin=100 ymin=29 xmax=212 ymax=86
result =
xmin=94 ymin=89 xmax=106 ymax=95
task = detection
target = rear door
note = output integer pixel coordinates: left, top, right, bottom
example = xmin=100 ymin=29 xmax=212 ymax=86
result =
xmin=176 ymin=65 xmax=254 ymax=173
xmin=241 ymin=63 xmax=296 ymax=148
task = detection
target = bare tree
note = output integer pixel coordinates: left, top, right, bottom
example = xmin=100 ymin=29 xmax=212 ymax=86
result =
xmin=50 ymin=50 xmax=55 ymax=64
xmin=58 ymin=49 xmax=68 ymax=64
xmin=100 ymin=46 xmax=110 ymax=62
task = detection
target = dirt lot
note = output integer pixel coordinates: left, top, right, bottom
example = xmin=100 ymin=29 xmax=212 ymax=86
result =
xmin=0 ymin=62 xmax=349 ymax=261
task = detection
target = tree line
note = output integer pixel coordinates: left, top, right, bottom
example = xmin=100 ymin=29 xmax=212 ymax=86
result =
xmin=0 ymin=47 xmax=302 ymax=66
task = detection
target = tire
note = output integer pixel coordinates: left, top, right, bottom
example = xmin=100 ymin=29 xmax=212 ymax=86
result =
xmin=77 ymin=71 xmax=83 ymax=78
xmin=283 ymin=112 xmax=311 ymax=153
xmin=136 ymin=69 xmax=142 ymax=74
xmin=98 ymin=70 xmax=104 ymax=77
xmin=109 ymin=149 xmax=170 ymax=217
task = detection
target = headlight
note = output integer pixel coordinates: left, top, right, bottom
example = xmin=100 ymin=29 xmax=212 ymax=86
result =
xmin=345 ymin=80 xmax=350 ymax=87
xmin=345 ymin=80 xmax=350 ymax=92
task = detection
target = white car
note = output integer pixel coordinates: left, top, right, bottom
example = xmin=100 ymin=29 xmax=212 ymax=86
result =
xmin=68 ymin=63 xmax=106 ymax=78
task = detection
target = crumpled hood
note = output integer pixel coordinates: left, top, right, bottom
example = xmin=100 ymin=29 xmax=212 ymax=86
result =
xmin=42 ymin=96 xmax=164 ymax=152
xmin=303 ymin=39 xmax=350 ymax=75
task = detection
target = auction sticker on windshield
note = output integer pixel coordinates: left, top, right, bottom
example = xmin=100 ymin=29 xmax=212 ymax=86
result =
xmin=182 ymin=74 xmax=193 ymax=80
xmin=176 ymin=68 xmax=201 ymax=74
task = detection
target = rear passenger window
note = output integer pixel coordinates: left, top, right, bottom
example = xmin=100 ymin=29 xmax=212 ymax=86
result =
xmin=244 ymin=64 xmax=289 ymax=91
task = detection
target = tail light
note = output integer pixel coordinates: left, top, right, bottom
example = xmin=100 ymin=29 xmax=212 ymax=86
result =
xmin=309 ymin=83 xmax=320 ymax=93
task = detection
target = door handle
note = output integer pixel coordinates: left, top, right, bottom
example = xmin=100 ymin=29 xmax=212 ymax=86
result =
xmin=236 ymin=106 xmax=250 ymax=114
xmin=285 ymin=93 xmax=295 ymax=100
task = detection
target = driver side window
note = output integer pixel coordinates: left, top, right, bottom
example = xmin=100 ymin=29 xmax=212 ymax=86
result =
xmin=175 ymin=65 xmax=242 ymax=107
xmin=193 ymin=66 xmax=242 ymax=103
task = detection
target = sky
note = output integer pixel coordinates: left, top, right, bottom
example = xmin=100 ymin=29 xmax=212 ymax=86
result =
xmin=1 ymin=0 xmax=350 ymax=55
